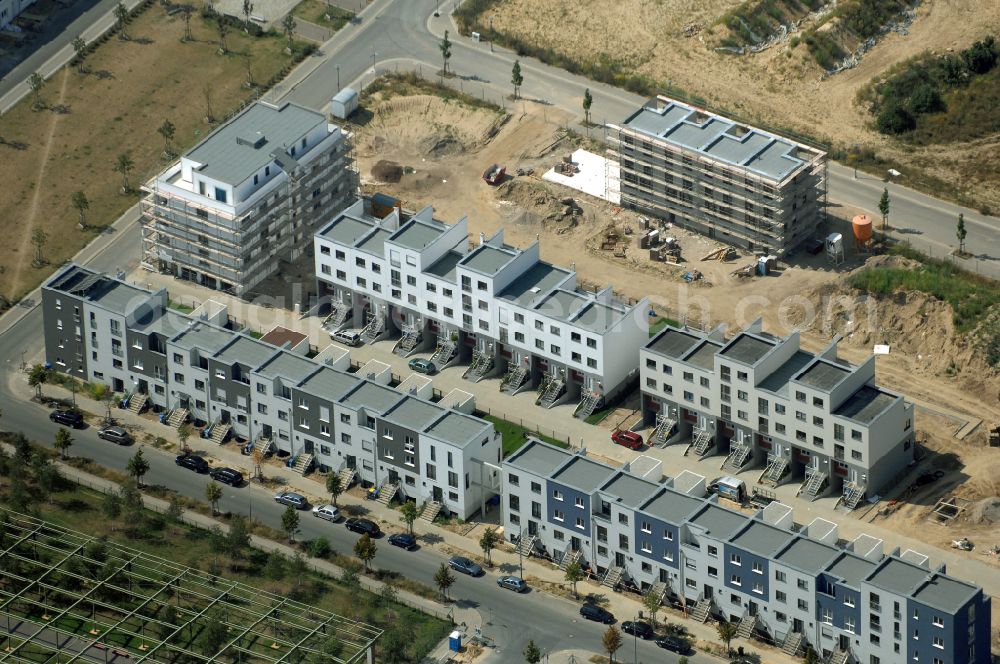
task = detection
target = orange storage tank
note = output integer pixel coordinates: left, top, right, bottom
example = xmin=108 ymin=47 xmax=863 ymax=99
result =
xmin=852 ymin=215 xmax=873 ymax=243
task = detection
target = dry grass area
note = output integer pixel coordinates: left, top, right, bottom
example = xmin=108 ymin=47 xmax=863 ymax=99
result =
xmin=0 ymin=6 xmax=296 ymax=302
xmin=481 ymin=0 xmax=1000 ymax=208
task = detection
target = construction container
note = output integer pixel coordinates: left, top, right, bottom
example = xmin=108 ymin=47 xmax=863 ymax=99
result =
xmin=852 ymin=215 xmax=873 ymax=243
xmin=330 ymin=87 xmax=358 ymax=120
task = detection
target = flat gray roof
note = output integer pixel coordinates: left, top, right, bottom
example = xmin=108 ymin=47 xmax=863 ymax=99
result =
xmin=461 ymin=245 xmax=516 ymax=275
xmin=646 ymin=327 xmax=701 ymax=359
xmin=551 ymin=456 xmax=616 ymax=493
xmin=185 ymin=102 xmax=325 ymax=186
xmin=796 ymin=360 xmax=850 ymax=392
xmin=774 ymin=537 xmax=840 ymax=575
xmin=497 ymin=262 xmax=573 ymax=307
xmin=573 ymin=301 xmax=630 ymax=335
xmin=47 ymin=265 xmax=151 ymax=315
xmin=758 ymin=351 xmax=814 ymax=396
xmin=620 ymin=97 xmax=822 ymax=182
xmin=298 ymin=366 xmax=361 ymax=400
xmin=132 ymin=309 xmax=191 ymax=337
xmin=688 ymin=504 xmax=746 ymax=540
xmin=507 ymin=440 xmax=574 ymax=476
xmin=600 ymin=473 xmax=659 ymax=508
xmin=825 ymin=553 xmax=876 ymax=588
xmin=171 ymin=322 xmax=236 ymax=353
xmin=534 ymin=289 xmax=588 ymax=321
xmin=729 ymin=521 xmax=794 ymax=558
xmin=215 ymin=336 xmax=275 ymax=368
xmin=382 ymin=396 xmax=443 ymax=432
xmin=424 ymin=250 xmax=464 ymax=281
xmin=719 ymin=334 xmax=775 ymax=365
xmin=911 ymin=575 xmax=979 ymax=614
xmin=867 ymin=557 xmax=930 ymax=596
xmin=640 ymin=488 xmax=704 ymax=524
xmin=254 ymin=351 xmax=316 ymax=383
xmin=835 ymin=386 xmax=896 ymax=424
xmin=686 ymin=340 xmax=722 ymax=371
xmin=318 ymin=214 xmax=377 ymax=246
xmin=390 ymin=219 xmax=447 ymax=251
xmin=425 ymin=411 xmax=490 ymax=448
xmin=340 ymin=381 xmax=402 ymax=414
xmin=356 ymin=227 xmax=392 ymax=256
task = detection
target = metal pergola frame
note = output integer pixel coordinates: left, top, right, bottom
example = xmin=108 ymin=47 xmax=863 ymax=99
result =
xmin=0 ymin=511 xmax=381 ymax=664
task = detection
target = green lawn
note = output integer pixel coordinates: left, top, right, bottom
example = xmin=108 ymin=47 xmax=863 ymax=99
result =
xmin=483 ymin=414 xmax=570 ymax=457
xmin=291 ymin=0 xmax=355 ymax=29
xmin=648 ymin=316 xmax=681 ymax=337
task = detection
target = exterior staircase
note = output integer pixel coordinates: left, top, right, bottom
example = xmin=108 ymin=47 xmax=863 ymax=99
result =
xmin=501 ymin=365 xmax=529 ymax=394
xmin=254 ymin=437 xmax=273 ymax=457
xmin=337 ymin=466 xmax=356 ymax=490
xmin=840 ymin=482 xmax=866 ymax=511
xmin=601 ymin=565 xmax=624 ymax=589
xmin=538 ymin=377 xmax=566 ymax=409
xmin=781 ymin=631 xmax=804 ymax=656
xmin=514 ymin=533 xmax=537 ymax=558
xmin=559 ymin=546 xmax=583 ymax=571
xmin=430 ymin=339 xmax=456 ymax=367
xmin=690 ymin=597 xmax=712 ymax=623
xmin=167 ymin=408 xmax=188 ymax=429
xmin=395 ymin=328 xmax=421 ymax=356
xmin=651 ymin=415 xmax=676 ymax=447
xmin=645 ymin=581 xmax=668 ymax=606
xmin=210 ymin=422 xmax=231 ymax=445
xmin=827 ymin=649 xmax=850 ymax=664
xmin=463 ymin=349 xmax=494 ymax=382
xmin=420 ymin=500 xmax=442 ymax=523
xmin=127 ymin=393 xmax=148 ymax=415
xmin=293 ymin=453 xmax=313 ymax=476
xmin=798 ymin=468 xmax=827 ymax=500
xmin=362 ymin=313 xmax=384 ymax=343
xmin=323 ymin=300 xmax=349 ymax=331
xmin=759 ymin=454 xmax=789 ymax=487
xmin=377 ymin=482 xmax=398 ymax=505
xmin=574 ymin=391 xmax=602 ymax=420
xmin=721 ymin=441 xmax=752 ymax=473
xmin=686 ymin=428 xmax=714 ymax=457
xmin=736 ymin=613 xmax=757 ymax=639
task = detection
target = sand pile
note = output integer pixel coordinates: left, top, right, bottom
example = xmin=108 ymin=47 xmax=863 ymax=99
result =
xmin=968 ymin=498 xmax=1000 ymax=525
xmin=496 ymin=179 xmax=579 ymax=223
xmin=371 ymin=160 xmax=403 ymax=183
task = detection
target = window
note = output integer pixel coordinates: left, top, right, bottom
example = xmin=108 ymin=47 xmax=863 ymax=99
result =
xmin=821 ymin=608 xmax=833 ymax=624
xmin=663 ymin=530 xmax=673 ymax=541
xmin=707 ymin=545 xmax=718 ymax=556
xmin=531 ymin=481 xmax=541 ymax=494
xmin=514 ymin=313 xmax=524 ymax=323
xmin=845 ymin=595 xmax=855 ymax=608
xmin=852 ymin=450 xmax=863 ymax=461
xmin=813 ymin=416 xmax=824 ymax=427
xmin=798 ymin=599 xmax=809 ymax=611
xmin=535 ymin=339 xmax=544 ymax=350
xmin=587 ymin=338 xmax=597 ymax=349
xmin=534 ymin=320 xmax=543 ymax=331
xmin=775 ymin=403 xmax=785 ymax=414
xmin=587 ymin=358 xmax=597 ymax=369
xmin=752 ymin=561 xmax=763 ymax=574
xmin=730 ymin=553 xmax=741 ymax=566
xmin=795 ymin=390 xmax=805 ymax=402
xmin=641 ymin=541 xmax=652 ymax=553
xmin=752 ymin=582 xmax=764 ymax=595
xmin=775 ymin=570 xmax=786 ymax=582
xmin=553 ymin=510 xmax=564 ymax=522
xmin=932 ymin=616 xmax=943 ymax=628
xmin=737 ymin=371 xmax=748 ymax=381
xmin=708 ymin=566 xmax=718 ymax=578
xmin=257 ymin=403 xmax=267 ymax=414
xmin=574 ymin=496 xmax=585 ymax=508
xmin=683 ymin=391 xmax=694 ymax=402
xmin=834 ymin=424 xmax=844 ymax=441
xmin=553 ymin=530 xmax=565 ymax=541
xmin=320 ymin=424 xmax=330 ymax=436
xmin=737 ymin=390 xmax=748 ymax=401
xmin=341 ymin=433 xmax=351 ymax=444
xmin=845 ymin=616 xmax=855 ymax=633
xmin=797 ymin=579 xmax=808 ymax=590
xmin=447 ymin=471 xmax=458 ymax=488
xmin=640 ymin=521 xmax=651 ymax=534
xmin=550 ymin=344 xmax=560 ymax=355
xmin=508 ymin=473 xmax=519 ymax=486
xmin=618 ymin=513 xmax=629 ymax=525
xmin=730 ymin=574 xmax=741 ymax=587
xmin=852 ymin=429 xmax=863 ymax=441
xmin=776 ymin=590 xmax=787 ymax=603
xmin=576 ymin=517 xmax=585 ymax=530
xmin=813 ymin=396 xmax=824 ymax=408
xmin=553 ymin=490 xmax=563 ymax=501
xmin=683 ymin=371 xmax=693 ymax=382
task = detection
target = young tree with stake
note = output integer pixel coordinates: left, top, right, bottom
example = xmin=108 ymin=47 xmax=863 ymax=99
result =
xmin=354 ymin=533 xmax=377 ymax=572
xmin=434 ymin=562 xmax=455 ymax=601
xmin=28 ymin=72 xmax=44 ymax=109
xmin=71 ymin=191 xmax=89 ymax=230
xmin=564 ymin=560 xmax=584 ymax=599
xmin=72 ymin=37 xmax=87 ymax=73
xmin=399 ymin=500 xmax=418 ymax=534
xmin=114 ymin=153 xmax=134 ymax=193
xmin=511 ymin=60 xmax=523 ymax=100
xmin=205 ymin=480 xmax=223 ymax=515
xmin=440 ymin=30 xmax=452 ymax=75
xmin=54 ymin=428 xmax=73 ymax=459
xmin=583 ymin=88 xmax=593 ymax=125
xmin=326 ymin=472 xmax=343 ymax=506
xmin=878 ymin=187 xmax=890 ymax=230
xmin=603 ymin=625 xmax=622 ymax=662
xmin=127 ymin=448 xmax=150 ymax=487
xmin=281 ymin=504 xmax=300 ymax=541
xmin=480 ymin=527 xmax=499 ymax=567
xmin=957 ymin=212 xmax=967 ymax=255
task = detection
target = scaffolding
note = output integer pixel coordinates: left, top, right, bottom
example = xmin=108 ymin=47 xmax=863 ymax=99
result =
xmin=0 ymin=511 xmax=381 ymax=664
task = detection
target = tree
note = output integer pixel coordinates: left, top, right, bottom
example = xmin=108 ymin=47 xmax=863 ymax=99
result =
xmin=583 ymin=88 xmax=593 ymax=125
xmin=876 ymin=105 xmax=915 ymax=135
xmin=114 ymin=153 xmax=134 ymax=193
xmin=434 ymin=562 xmax=455 ymax=601
xmin=308 ymin=637 xmax=342 ymax=664
xmin=962 ymin=35 xmax=998 ymax=75
xmin=523 ymin=640 xmax=542 ymax=664
xmin=399 ymin=500 xmax=418 ymax=534
xmin=205 ymin=480 xmax=223 ymax=515
xmin=71 ymin=191 xmax=89 ymax=230
xmin=910 ymin=84 xmax=944 ymax=114
xmin=71 ymin=36 xmax=87 ymax=72
xmin=480 ymin=527 xmax=499 ymax=567
xmin=243 ymin=54 xmax=254 ymax=88
xmin=28 ymin=364 xmax=48 ymax=398
xmin=957 ymin=212 xmax=967 ymax=255
xmin=282 ymin=14 xmax=296 ymax=50
xmin=226 ymin=514 xmax=250 ymax=566
xmin=511 ymin=60 xmax=523 ymax=99
xmin=564 ymin=560 xmax=584 ymax=599
xmin=159 ymin=604 xmax=178 ymax=641
xmin=439 ymin=30 xmax=452 ymax=75
xmin=353 ymin=533 xmax=377 ymax=572
xmin=178 ymin=423 xmax=192 ymax=454
xmin=30 ymin=229 xmax=47 ymax=266
xmin=216 ymin=17 xmax=229 ymax=54
xmin=878 ymin=187 xmax=891 ymax=230
xmin=203 ymin=84 xmax=215 ymax=123
xmin=264 ymin=552 xmax=286 ymax=580
xmin=716 ymin=620 xmax=738 ymax=656
xmin=308 ymin=537 xmax=331 ymax=559
xmin=642 ymin=590 xmax=661 ymax=627
xmin=27 ymin=72 xmax=44 ymax=109
xmin=602 ymin=625 xmax=622 ymax=663
xmin=114 ymin=3 xmax=130 ymax=40
xmin=166 ymin=495 xmax=184 ymax=522
xmin=126 ymin=448 xmax=150 ymax=487
xmin=803 ymin=646 xmax=820 ymax=664
xmin=198 ymin=609 xmax=228 ymax=656
xmin=102 ymin=490 xmax=122 ymax=531
xmin=325 ymin=472 xmax=343 ymax=506
xmin=242 ymin=0 xmax=254 ymax=32
xmin=54 ymin=428 xmax=73 ymax=459
xmin=158 ymin=119 xmax=175 ymax=158
xmin=180 ymin=5 xmax=193 ymax=42
xmin=281 ymin=505 xmax=300 ymax=541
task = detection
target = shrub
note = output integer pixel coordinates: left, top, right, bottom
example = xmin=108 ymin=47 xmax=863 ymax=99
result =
xmin=908 ymin=84 xmax=944 ymax=114
xmin=962 ymin=36 xmax=998 ymax=75
xmin=307 ymin=537 xmax=332 ymax=559
xmin=876 ymin=105 xmax=915 ymax=134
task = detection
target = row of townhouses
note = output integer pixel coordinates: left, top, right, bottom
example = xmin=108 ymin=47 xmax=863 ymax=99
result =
xmin=312 ymin=195 xmax=650 ymax=417
xmin=503 ymin=440 xmax=990 ymax=664
xmin=41 ymin=263 xmax=501 ymax=519
xmin=639 ymin=320 xmax=915 ymax=508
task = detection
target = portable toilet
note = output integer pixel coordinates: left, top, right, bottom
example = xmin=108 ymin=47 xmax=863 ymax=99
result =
xmin=757 ymin=256 xmax=769 ymax=276
xmin=330 ymin=87 xmax=358 ymax=120
xmin=448 ymin=631 xmax=462 ymax=652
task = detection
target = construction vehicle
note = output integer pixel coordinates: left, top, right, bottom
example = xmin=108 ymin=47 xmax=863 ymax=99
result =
xmin=483 ymin=164 xmax=506 ymax=185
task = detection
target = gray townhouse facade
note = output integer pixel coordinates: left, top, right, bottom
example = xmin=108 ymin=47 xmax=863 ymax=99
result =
xmin=640 ymin=320 xmax=915 ymax=508
xmin=140 ymin=100 xmax=356 ymax=296
xmin=41 ymin=264 xmax=501 ymax=519
xmin=503 ymin=440 xmax=991 ymax=664
xmin=607 ymin=96 xmax=827 ymax=255
xmin=313 ymin=195 xmax=649 ymax=417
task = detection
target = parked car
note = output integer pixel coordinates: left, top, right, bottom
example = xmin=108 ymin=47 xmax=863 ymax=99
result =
xmin=49 ymin=409 xmax=84 ymax=428
xmin=448 ymin=556 xmax=483 ymax=577
xmin=331 ymin=329 xmax=362 ymax=347
xmin=388 ymin=533 xmax=417 ymax=550
xmin=312 ymin=504 xmax=341 ymax=522
xmin=209 ymin=467 xmax=243 ymax=486
xmin=175 ymin=454 xmax=209 ymax=473
xmin=345 ymin=517 xmax=380 ymax=536
xmin=579 ymin=604 xmax=615 ymax=624
xmin=274 ymin=491 xmax=309 ymax=510
xmin=611 ymin=429 xmax=643 ymax=450
xmin=408 ymin=358 xmax=436 ymax=374
xmin=97 ymin=425 xmax=131 ymax=445
xmin=496 ymin=576 xmax=528 ymax=593
xmin=621 ymin=621 xmax=655 ymax=639
xmin=655 ymin=635 xmax=691 ymax=654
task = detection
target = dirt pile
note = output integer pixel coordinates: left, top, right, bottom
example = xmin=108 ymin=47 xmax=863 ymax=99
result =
xmin=968 ymin=497 xmax=1000 ymax=525
xmin=371 ymin=160 xmax=403 ymax=183
xmin=496 ymin=179 xmax=579 ymax=225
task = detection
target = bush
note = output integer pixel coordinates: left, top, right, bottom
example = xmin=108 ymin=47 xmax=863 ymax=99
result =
xmin=876 ymin=105 xmax=915 ymax=134
xmin=909 ymin=84 xmax=944 ymax=114
xmin=962 ymin=36 xmax=998 ymax=75
xmin=307 ymin=537 xmax=332 ymax=559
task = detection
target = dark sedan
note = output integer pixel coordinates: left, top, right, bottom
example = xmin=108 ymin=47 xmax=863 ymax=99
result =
xmin=387 ymin=533 xmax=417 ymax=550
xmin=579 ymin=604 xmax=615 ymax=624
xmin=49 ymin=410 xmax=84 ymax=428
xmin=621 ymin=621 xmax=655 ymax=639
xmin=209 ymin=467 xmax=243 ymax=486
xmin=345 ymin=518 xmax=381 ymax=537
xmin=655 ymin=635 xmax=691 ymax=654
xmin=175 ymin=454 xmax=209 ymax=473
xmin=448 ymin=556 xmax=483 ymax=577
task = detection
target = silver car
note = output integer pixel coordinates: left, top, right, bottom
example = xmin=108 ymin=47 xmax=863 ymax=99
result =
xmin=98 ymin=426 xmax=132 ymax=445
xmin=312 ymin=504 xmax=341 ymax=522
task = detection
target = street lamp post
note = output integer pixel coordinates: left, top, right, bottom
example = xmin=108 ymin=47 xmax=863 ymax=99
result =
xmin=336 ymin=65 xmax=340 ymax=91
xmin=489 ymin=16 xmax=493 ymax=52
xmin=518 ymin=525 xmax=524 ymax=580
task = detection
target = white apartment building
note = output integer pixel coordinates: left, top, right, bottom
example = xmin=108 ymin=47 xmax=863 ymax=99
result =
xmin=141 ymin=100 xmax=355 ymax=295
xmin=314 ymin=195 xmax=649 ymax=416
xmin=640 ymin=320 xmax=915 ymax=507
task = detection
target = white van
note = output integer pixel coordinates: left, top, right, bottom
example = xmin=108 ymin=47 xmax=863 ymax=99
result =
xmin=330 ymin=329 xmax=362 ymax=347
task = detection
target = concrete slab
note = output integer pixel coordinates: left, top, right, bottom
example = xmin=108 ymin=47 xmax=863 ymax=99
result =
xmin=542 ymin=148 xmax=620 ymax=205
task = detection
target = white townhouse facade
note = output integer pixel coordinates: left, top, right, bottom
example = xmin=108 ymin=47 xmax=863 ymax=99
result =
xmin=313 ymin=195 xmax=649 ymax=416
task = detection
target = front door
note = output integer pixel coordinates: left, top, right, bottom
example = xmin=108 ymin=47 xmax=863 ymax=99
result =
xmin=304 ymin=439 xmax=314 ymax=454
xmin=793 ymin=618 xmax=804 ymax=634
xmin=220 ymin=410 xmax=231 ymax=424
xmin=839 ymin=635 xmax=850 ymax=651
xmin=389 ymin=469 xmax=400 ymax=484
xmin=262 ymin=424 xmax=272 ymax=439
xmin=138 ymin=379 xmax=148 ymax=394
xmin=704 ymin=584 xmax=714 ymax=599
xmin=433 ymin=485 xmax=443 ymax=503
xmin=748 ymin=601 xmax=758 ymax=616
xmin=571 ymin=536 xmax=582 ymax=552
xmin=615 ymin=552 xmax=626 ymax=567
xmin=659 ymin=569 xmax=669 ymax=583
xmin=527 ymin=520 xmax=538 ymax=536
xmin=346 ymin=455 xmax=357 ymax=470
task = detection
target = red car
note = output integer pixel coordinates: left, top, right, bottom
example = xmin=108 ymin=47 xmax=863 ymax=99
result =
xmin=611 ymin=430 xmax=643 ymax=450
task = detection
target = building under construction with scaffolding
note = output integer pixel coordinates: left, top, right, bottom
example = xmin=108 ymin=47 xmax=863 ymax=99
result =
xmin=607 ymin=96 xmax=827 ymax=256
xmin=140 ymin=101 xmax=356 ymax=297
xmin=0 ymin=510 xmax=381 ymax=664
